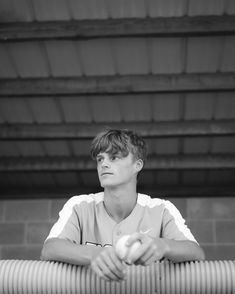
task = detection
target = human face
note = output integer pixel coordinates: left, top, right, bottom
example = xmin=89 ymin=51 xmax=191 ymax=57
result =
xmin=96 ymin=152 xmax=141 ymax=188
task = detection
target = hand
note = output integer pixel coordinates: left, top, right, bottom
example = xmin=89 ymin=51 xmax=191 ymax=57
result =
xmin=90 ymin=246 xmax=127 ymax=281
xmin=126 ymin=233 xmax=167 ymax=265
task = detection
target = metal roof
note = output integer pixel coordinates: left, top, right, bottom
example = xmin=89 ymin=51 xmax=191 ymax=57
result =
xmin=0 ymin=0 xmax=235 ymax=198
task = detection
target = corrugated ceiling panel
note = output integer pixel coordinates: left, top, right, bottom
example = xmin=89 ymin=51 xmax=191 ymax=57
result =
xmin=28 ymin=98 xmax=62 ymax=123
xmin=183 ymin=138 xmax=210 ymax=154
xmin=0 ymin=0 xmax=33 ymax=22
xmin=113 ymin=38 xmax=149 ymax=75
xmin=9 ymin=42 xmax=49 ymax=78
xmin=182 ymin=171 xmax=207 ymax=185
xmin=119 ymin=95 xmax=152 ymax=122
xmin=211 ymin=137 xmax=235 ymax=154
xmin=17 ymin=141 xmax=45 ymax=157
xmin=0 ymin=98 xmax=34 ymax=123
xmin=215 ymin=93 xmax=235 ymax=119
xmin=90 ymin=97 xmax=122 ymax=122
xmin=220 ymin=37 xmax=235 ymax=72
xmin=69 ymin=0 xmax=108 ymax=19
xmin=186 ymin=37 xmax=222 ymax=73
xmin=4 ymin=172 xmax=34 ymax=187
xmin=152 ymin=94 xmax=181 ymax=121
xmin=147 ymin=138 xmax=179 ymax=155
xmin=59 ymin=97 xmax=90 ymax=122
xmin=148 ymin=0 xmax=186 ymax=17
xmin=78 ymin=40 xmax=115 ymax=76
xmin=43 ymin=140 xmax=71 ymax=156
xmin=80 ymin=171 xmax=99 ymax=186
xmin=208 ymin=170 xmax=233 ymax=185
xmin=31 ymin=0 xmax=70 ymax=21
xmin=60 ymin=97 xmax=93 ymax=123
xmin=29 ymin=172 xmax=56 ymax=187
xmin=139 ymin=170 xmax=155 ymax=185
xmin=71 ymin=140 xmax=91 ymax=156
xmin=184 ymin=94 xmax=215 ymax=120
xmin=0 ymin=142 xmax=19 ymax=156
xmin=53 ymin=172 xmax=80 ymax=187
xmin=106 ymin=0 xmax=147 ymax=18
xmin=226 ymin=0 xmax=235 ymax=14
xmin=156 ymin=171 xmax=179 ymax=185
xmin=46 ymin=41 xmax=83 ymax=77
xmin=0 ymin=45 xmax=17 ymax=78
xmin=151 ymin=38 xmax=183 ymax=74
xmin=188 ymin=0 xmax=225 ymax=16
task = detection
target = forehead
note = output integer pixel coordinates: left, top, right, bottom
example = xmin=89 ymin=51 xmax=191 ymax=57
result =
xmin=96 ymin=150 xmax=126 ymax=157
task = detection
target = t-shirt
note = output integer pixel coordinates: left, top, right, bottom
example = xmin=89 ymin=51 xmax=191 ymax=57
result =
xmin=46 ymin=192 xmax=197 ymax=247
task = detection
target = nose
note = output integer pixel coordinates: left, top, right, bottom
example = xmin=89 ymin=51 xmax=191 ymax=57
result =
xmin=101 ymin=157 xmax=110 ymax=168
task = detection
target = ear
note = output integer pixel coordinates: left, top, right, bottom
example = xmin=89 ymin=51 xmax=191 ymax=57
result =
xmin=135 ymin=159 xmax=144 ymax=173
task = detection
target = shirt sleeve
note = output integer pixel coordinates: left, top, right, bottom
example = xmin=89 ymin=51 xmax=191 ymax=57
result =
xmin=45 ymin=197 xmax=81 ymax=244
xmin=161 ymin=200 xmax=198 ymax=243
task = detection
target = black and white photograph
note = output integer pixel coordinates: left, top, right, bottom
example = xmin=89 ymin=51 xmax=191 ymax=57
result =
xmin=0 ymin=0 xmax=235 ymax=293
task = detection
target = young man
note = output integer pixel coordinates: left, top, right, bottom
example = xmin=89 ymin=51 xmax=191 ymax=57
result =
xmin=41 ymin=129 xmax=205 ymax=281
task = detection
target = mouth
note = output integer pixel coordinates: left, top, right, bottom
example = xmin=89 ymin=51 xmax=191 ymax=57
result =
xmin=101 ymin=172 xmax=113 ymax=176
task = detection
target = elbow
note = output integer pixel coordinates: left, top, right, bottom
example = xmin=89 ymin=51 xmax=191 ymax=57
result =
xmin=40 ymin=239 xmax=57 ymax=261
xmin=198 ymin=246 xmax=206 ymax=261
xmin=192 ymin=242 xmax=205 ymax=261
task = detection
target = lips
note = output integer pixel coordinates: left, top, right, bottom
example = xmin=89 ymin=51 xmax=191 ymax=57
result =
xmin=101 ymin=172 xmax=113 ymax=176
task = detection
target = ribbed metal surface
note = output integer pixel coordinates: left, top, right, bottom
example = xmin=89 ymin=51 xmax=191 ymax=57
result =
xmin=0 ymin=260 xmax=235 ymax=294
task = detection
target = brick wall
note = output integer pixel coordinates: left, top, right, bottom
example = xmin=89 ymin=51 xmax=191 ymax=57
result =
xmin=0 ymin=197 xmax=234 ymax=261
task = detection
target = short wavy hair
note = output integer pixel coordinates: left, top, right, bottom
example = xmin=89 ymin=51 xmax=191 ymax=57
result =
xmin=90 ymin=128 xmax=147 ymax=165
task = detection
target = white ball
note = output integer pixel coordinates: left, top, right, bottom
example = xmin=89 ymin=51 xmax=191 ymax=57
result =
xmin=115 ymin=235 xmax=141 ymax=264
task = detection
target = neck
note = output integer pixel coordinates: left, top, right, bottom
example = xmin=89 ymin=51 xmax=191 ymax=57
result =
xmin=103 ymin=186 xmax=138 ymax=222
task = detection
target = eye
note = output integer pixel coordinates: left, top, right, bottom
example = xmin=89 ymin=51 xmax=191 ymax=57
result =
xmin=110 ymin=154 xmax=120 ymax=161
xmin=96 ymin=157 xmax=103 ymax=163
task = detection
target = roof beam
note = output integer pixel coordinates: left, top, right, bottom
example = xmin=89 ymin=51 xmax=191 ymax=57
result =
xmin=1 ymin=73 xmax=235 ymax=96
xmin=1 ymin=155 xmax=235 ymax=172
xmin=1 ymin=120 xmax=235 ymax=140
xmin=1 ymin=185 xmax=235 ymax=198
xmin=1 ymin=15 xmax=235 ymax=42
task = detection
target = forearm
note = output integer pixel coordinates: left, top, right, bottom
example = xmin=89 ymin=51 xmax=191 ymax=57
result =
xmin=161 ymin=239 xmax=205 ymax=263
xmin=41 ymin=238 xmax=102 ymax=266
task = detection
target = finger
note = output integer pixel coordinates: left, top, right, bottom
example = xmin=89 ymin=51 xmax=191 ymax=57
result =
xmin=91 ymin=263 xmax=110 ymax=281
xmin=96 ymin=257 xmax=121 ymax=281
xmin=108 ymin=250 xmax=126 ymax=278
xmin=104 ymin=252 xmax=126 ymax=280
xmin=99 ymin=251 xmax=126 ymax=280
xmin=130 ymin=241 xmax=153 ymax=264
xmin=137 ymin=247 xmax=154 ymax=264
xmin=142 ymin=254 xmax=157 ymax=266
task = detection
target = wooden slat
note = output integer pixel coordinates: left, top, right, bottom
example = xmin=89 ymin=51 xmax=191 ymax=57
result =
xmin=1 ymin=16 xmax=235 ymax=42
xmin=1 ymin=155 xmax=235 ymax=172
xmin=1 ymin=73 xmax=235 ymax=96
xmin=1 ymin=120 xmax=235 ymax=140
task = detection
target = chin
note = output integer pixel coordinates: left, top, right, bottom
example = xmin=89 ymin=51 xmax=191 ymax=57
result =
xmin=100 ymin=180 xmax=118 ymax=188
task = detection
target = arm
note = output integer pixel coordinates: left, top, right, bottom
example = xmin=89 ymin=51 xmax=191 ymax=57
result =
xmin=41 ymin=238 xmax=126 ymax=281
xmin=41 ymin=237 xmax=102 ymax=266
xmin=125 ymin=234 xmax=205 ymax=265
xmin=126 ymin=199 xmax=205 ymax=265
xmin=161 ymin=238 xmax=205 ymax=262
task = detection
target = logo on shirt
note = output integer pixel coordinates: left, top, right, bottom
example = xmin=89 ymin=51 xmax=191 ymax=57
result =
xmin=86 ymin=241 xmax=112 ymax=247
xmin=139 ymin=228 xmax=153 ymax=235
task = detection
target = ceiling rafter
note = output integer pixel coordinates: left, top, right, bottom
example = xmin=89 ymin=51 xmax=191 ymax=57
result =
xmin=1 ymin=73 xmax=235 ymax=96
xmin=1 ymin=185 xmax=235 ymax=198
xmin=0 ymin=120 xmax=235 ymax=140
xmin=1 ymin=155 xmax=235 ymax=172
xmin=1 ymin=15 xmax=235 ymax=42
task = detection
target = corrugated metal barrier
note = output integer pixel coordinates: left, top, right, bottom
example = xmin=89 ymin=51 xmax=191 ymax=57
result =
xmin=0 ymin=259 xmax=234 ymax=293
